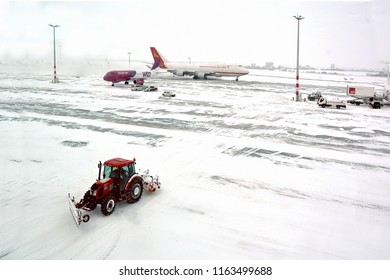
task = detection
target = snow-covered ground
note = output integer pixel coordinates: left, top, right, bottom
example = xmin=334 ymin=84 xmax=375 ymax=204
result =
xmin=0 ymin=65 xmax=389 ymax=260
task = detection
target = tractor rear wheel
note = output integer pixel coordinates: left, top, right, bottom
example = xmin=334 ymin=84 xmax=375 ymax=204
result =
xmin=101 ymin=194 xmax=116 ymax=216
xmin=126 ymin=180 xmax=143 ymax=204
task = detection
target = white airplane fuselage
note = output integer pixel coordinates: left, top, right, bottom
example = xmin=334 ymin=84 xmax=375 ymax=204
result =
xmin=164 ymin=63 xmax=249 ymax=79
xmin=150 ymin=47 xmax=249 ymax=80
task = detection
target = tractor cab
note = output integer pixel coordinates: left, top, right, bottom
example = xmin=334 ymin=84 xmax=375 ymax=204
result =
xmin=99 ymin=158 xmax=136 ymax=189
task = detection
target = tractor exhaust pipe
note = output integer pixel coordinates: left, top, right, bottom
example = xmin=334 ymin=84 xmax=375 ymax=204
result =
xmin=98 ymin=161 xmax=102 ymax=180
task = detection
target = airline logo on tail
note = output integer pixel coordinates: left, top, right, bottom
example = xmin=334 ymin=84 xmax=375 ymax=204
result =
xmin=151 ymin=47 xmax=167 ymax=69
xmin=150 ymin=56 xmax=160 ymax=70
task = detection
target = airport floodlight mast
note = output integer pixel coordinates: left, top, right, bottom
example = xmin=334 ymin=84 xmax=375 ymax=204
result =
xmin=49 ymin=24 xmax=60 ymax=83
xmin=294 ymin=14 xmax=304 ymax=101
xmin=128 ymin=52 xmax=131 ymax=66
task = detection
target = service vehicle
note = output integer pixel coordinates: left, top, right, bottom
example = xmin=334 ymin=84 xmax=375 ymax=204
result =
xmin=317 ymin=96 xmax=346 ymax=109
xmin=346 ymin=85 xmax=388 ymax=109
xmin=162 ymin=90 xmax=175 ymax=97
xmin=307 ymin=90 xmax=322 ymax=101
xmin=131 ymin=84 xmax=145 ymax=91
xmin=68 ymin=157 xmax=161 ymax=226
xmin=143 ymin=85 xmax=158 ymax=92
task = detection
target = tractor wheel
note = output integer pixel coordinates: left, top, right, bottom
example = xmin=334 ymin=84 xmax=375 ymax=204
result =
xmin=126 ymin=179 xmax=143 ymax=204
xmin=82 ymin=215 xmax=90 ymax=223
xmin=101 ymin=194 xmax=116 ymax=216
xmin=83 ymin=190 xmax=97 ymax=210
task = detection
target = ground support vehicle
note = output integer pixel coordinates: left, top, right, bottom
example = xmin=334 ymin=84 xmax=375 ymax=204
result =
xmin=143 ymin=85 xmax=158 ymax=92
xmin=162 ymin=91 xmax=175 ymax=97
xmin=307 ymin=90 xmax=322 ymax=101
xmin=317 ymin=96 xmax=346 ymax=109
xmin=131 ymin=84 xmax=144 ymax=91
xmin=347 ymin=85 xmax=388 ymax=109
xmin=130 ymin=85 xmax=158 ymax=92
xmin=68 ymin=158 xmax=161 ymax=226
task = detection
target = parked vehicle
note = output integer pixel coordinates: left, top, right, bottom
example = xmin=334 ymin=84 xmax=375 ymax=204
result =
xmin=162 ymin=91 xmax=175 ymax=97
xmin=131 ymin=84 xmax=144 ymax=91
xmin=346 ymin=85 xmax=388 ymax=109
xmin=307 ymin=90 xmax=322 ymax=101
xmin=317 ymin=96 xmax=346 ymax=109
xmin=143 ymin=85 xmax=158 ymax=92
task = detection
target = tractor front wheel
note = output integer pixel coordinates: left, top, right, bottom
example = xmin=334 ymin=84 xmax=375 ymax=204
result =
xmin=101 ymin=194 xmax=116 ymax=216
xmin=83 ymin=190 xmax=97 ymax=210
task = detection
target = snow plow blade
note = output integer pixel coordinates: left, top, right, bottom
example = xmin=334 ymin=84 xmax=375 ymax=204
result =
xmin=68 ymin=193 xmax=89 ymax=226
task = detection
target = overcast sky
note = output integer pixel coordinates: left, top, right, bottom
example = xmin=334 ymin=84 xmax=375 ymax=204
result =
xmin=0 ymin=0 xmax=389 ymax=69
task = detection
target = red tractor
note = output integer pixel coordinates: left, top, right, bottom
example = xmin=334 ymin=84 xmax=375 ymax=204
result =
xmin=68 ymin=157 xmax=161 ymax=226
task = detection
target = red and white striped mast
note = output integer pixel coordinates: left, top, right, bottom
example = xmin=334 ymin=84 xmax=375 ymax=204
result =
xmin=49 ymin=24 xmax=60 ymax=83
xmin=293 ymin=14 xmax=304 ymax=101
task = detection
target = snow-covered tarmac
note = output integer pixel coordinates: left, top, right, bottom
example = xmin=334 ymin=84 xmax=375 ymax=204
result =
xmin=0 ymin=66 xmax=389 ymax=259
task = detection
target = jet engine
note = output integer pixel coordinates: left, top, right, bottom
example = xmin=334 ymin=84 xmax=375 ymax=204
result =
xmin=194 ymin=72 xmax=207 ymax=79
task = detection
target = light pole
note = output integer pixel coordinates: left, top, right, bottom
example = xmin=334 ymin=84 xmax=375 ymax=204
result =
xmin=128 ymin=52 xmax=131 ymax=66
xmin=294 ymin=14 xmax=304 ymax=101
xmin=49 ymin=24 xmax=60 ymax=83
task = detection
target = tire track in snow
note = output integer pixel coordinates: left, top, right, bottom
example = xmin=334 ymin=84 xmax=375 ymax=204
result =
xmin=210 ymin=175 xmax=390 ymax=212
xmin=96 ymin=230 xmax=122 ymax=260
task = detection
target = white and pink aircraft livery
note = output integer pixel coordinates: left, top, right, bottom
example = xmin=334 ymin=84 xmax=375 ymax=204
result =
xmin=103 ymin=59 xmax=159 ymax=86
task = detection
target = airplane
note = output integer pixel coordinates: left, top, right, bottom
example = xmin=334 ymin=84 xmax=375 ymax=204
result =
xmin=103 ymin=70 xmax=152 ymax=86
xmin=150 ymin=47 xmax=249 ymax=81
xmin=103 ymin=59 xmax=159 ymax=86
